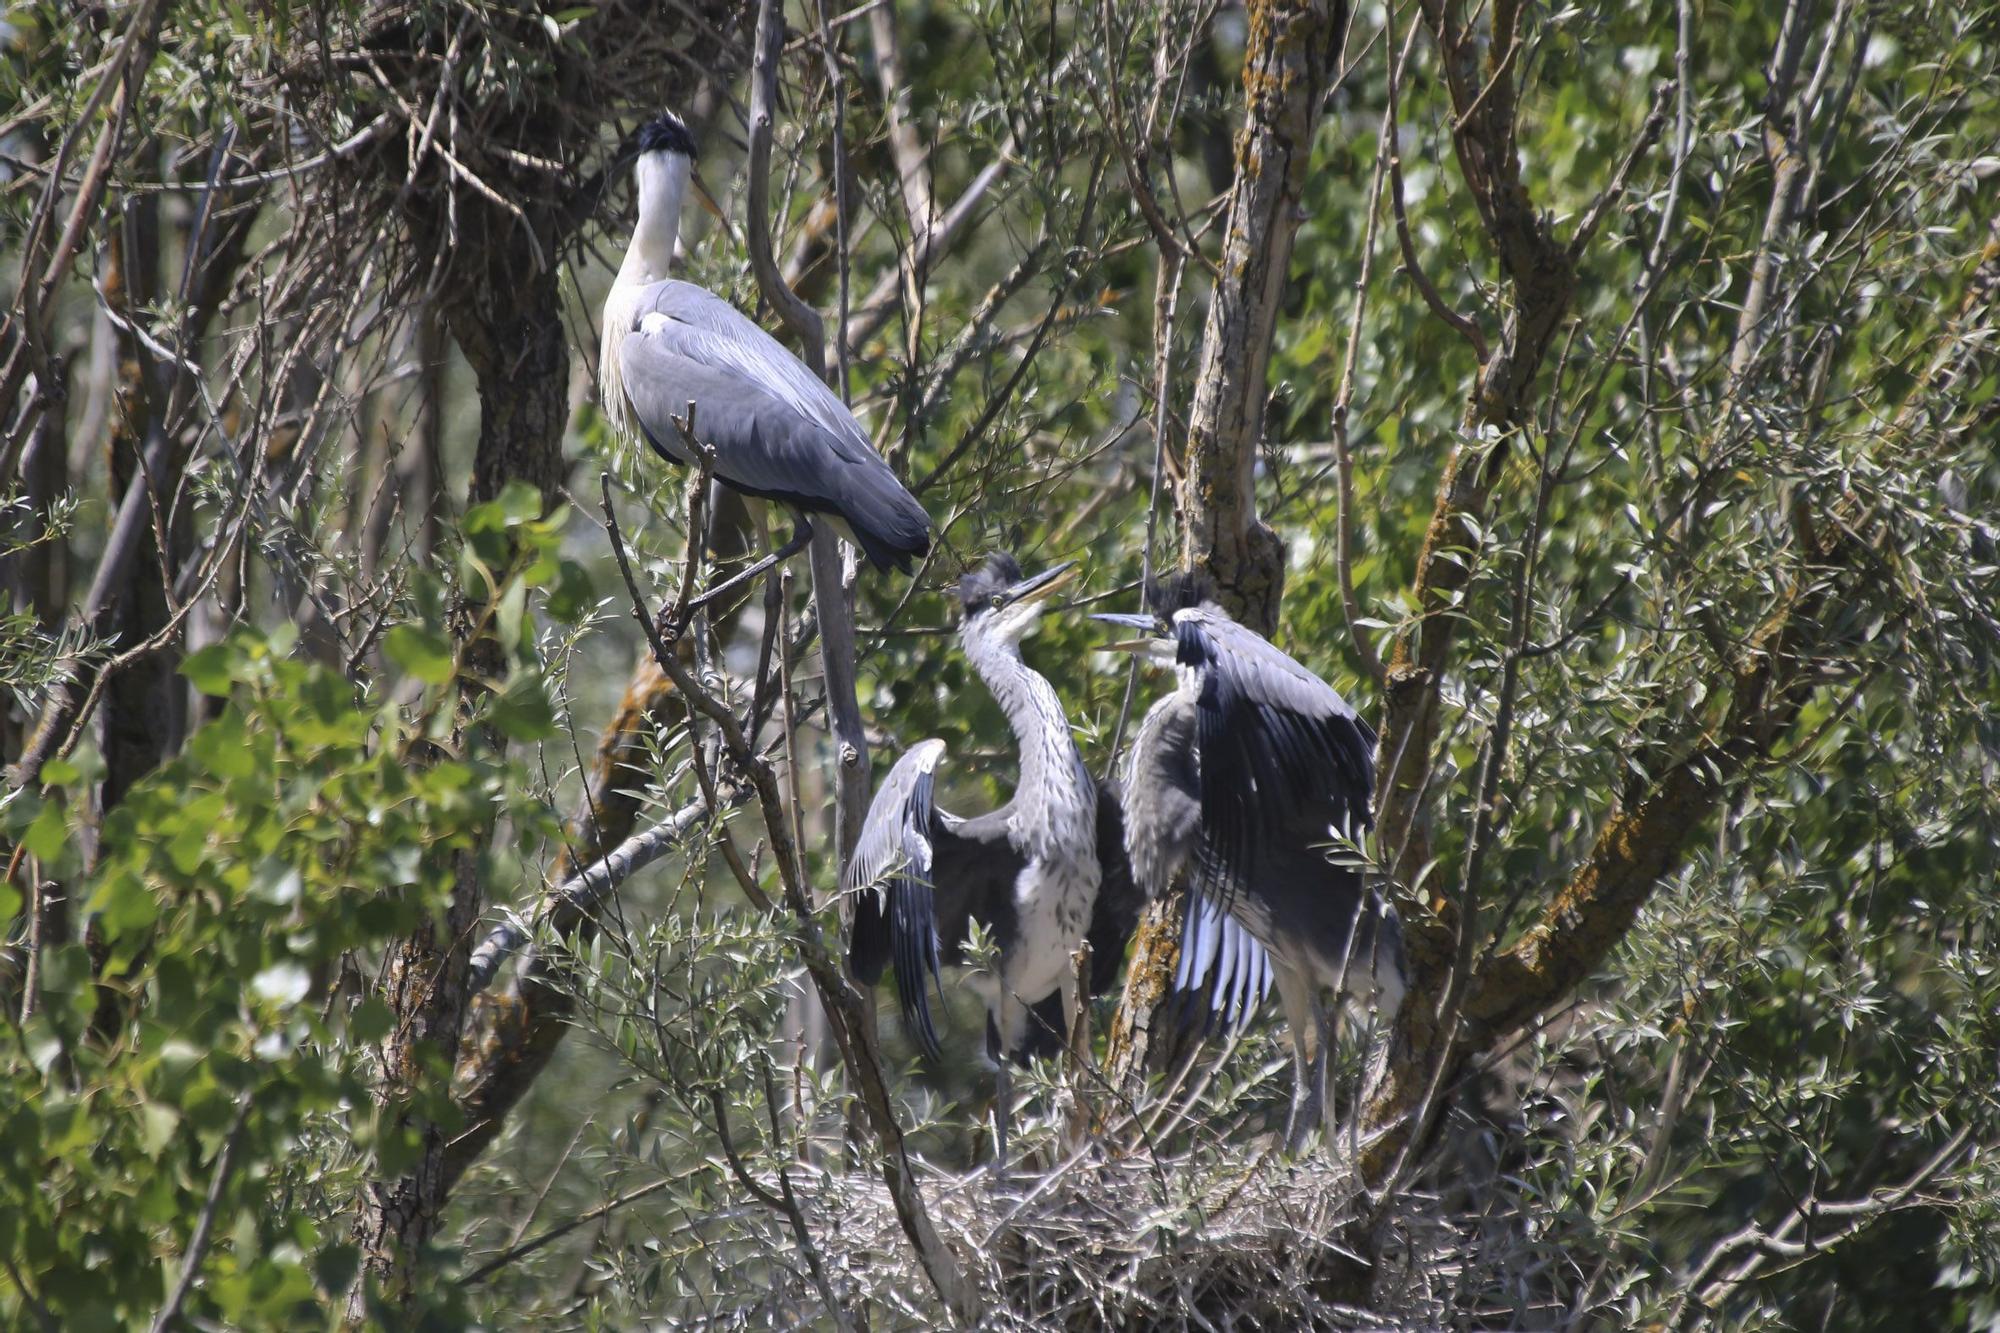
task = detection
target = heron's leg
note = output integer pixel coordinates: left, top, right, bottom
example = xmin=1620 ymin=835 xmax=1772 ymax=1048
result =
xmin=1273 ymin=963 xmax=1321 ymax=1154
xmin=1307 ymin=998 xmax=1337 ymax=1150
xmin=988 ymin=994 xmax=1022 ymax=1181
xmin=663 ymin=510 xmax=814 ymax=637
xmin=1060 ymin=967 xmax=1082 ymax=1054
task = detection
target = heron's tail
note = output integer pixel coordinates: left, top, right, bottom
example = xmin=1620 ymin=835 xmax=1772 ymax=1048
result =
xmin=833 ymin=462 xmax=932 ymax=573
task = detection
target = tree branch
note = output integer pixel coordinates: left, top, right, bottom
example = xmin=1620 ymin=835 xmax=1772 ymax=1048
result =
xmin=149 ymin=1093 xmax=252 ymax=1333
xmin=464 ymin=795 xmax=717 ymax=994
xmin=600 ymin=469 xmax=977 ymax=1323
xmin=1175 ymin=0 xmax=1347 ymax=632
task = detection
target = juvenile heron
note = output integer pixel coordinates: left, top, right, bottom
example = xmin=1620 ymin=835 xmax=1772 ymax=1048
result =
xmin=846 ymin=554 xmax=1140 ymax=1167
xmin=1098 ymin=575 xmax=1404 ymax=1148
xmin=599 ymin=111 xmax=930 ymax=622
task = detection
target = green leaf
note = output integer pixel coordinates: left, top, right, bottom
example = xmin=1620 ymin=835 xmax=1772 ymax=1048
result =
xmin=22 ymin=800 xmax=67 ymax=862
xmin=251 ymin=961 xmax=311 ymax=1007
xmin=250 ymin=859 xmax=303 ymax=906
xmin=383 ymin=625 xmax=455 ymax=686
xmin=545 ymin=559 xmax=595 ymax=623
xmin=495 ymin=479 xmax=545 ymax=524
xmin=182 ymin=642 xmax=236 ymax=696
xmin=138 ymin=1102 xmax=181 ymax=1159
xmin=349 ymin=996 xmax=393 ymax=1044
xmin=91 ymin=869 xmax=159 ymax=936
xmin=486 ymin=672 xmax=556 ymax=741
xmin=497 ymin=579 xmax=529 ymax=657
xmin=189 ymin=711 xmax=257 ymax=781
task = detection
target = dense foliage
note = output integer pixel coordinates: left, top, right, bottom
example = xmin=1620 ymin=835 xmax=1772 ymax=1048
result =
xmin=2 ymin=0 xmax=1996 ymax=1326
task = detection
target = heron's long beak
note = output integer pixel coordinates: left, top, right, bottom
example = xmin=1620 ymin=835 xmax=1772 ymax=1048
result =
xmin=1090 ymin=612 xmax=1161 ymax=654
xmin=689 ymin=166 xmax=727 ymax=222
xmin=1008 ymin=560 xmax=1079 ymax=606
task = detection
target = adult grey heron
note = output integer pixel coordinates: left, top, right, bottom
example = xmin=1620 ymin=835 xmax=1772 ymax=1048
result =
xmin=846 ymin=553 xmax=1140 ymax=1168
xmin=1097 ymin=574 xmax=1405 ymax=1149
xmin=599 ymin=111 xmax=930 ymax=623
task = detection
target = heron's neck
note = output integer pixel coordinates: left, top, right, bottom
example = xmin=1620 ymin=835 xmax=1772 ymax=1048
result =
xmin=965 ymin=632 xmax=1095 ymax=862
xmin=616 ymin=152 xmax=689 ymax=289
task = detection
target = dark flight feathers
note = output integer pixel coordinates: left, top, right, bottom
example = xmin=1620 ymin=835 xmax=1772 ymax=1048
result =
xmin=1175 ymin=610 xmax=1376 ymax=923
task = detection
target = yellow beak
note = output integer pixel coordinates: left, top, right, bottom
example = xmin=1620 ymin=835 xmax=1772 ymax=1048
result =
xmin=689 ymin=166 xmax=726 ymax=222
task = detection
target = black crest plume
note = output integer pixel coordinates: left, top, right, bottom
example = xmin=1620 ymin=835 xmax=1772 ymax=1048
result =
xmin=637 ymin=111 xmax=699 ymax=160
xmin=958 ymin=552 xmax=1023 ymax=613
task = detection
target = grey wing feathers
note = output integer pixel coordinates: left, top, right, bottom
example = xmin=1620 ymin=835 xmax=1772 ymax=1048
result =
xmin=1176 ymin=609 xmax=1376 ymax=914
xmin=1120 ymin=692 xmax=1204 ymax=900
xmin=630 ymin=281 xmax=868 ymax=450
xmin=1124 ymin=685 xmax=1273 ymax=1032
xmin=845 ymin=739 xmax=950 ymax=1060
xmin=618 ymin=282 xmax=930 ymax=571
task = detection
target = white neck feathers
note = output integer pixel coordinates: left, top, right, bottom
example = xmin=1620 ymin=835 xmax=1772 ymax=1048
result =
xmin=601 ymin=150 xmax=690 ymax=444
xmin=618 ymin=151 xmax=689 ymax=289
xmin=963 ymin=630 xmax=1095 ymax=863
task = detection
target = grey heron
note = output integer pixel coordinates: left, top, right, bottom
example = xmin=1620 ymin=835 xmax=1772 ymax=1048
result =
xmin=845 ymin=553 xmax=1141 ymax=1168
xmin=599 ymin=112 xmax=931 ymax=625
xmin=1097 ymin=574 xmax=1405 ymax=1149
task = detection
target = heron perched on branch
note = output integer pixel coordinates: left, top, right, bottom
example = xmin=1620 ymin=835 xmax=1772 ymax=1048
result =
xmin=1097 ymin=574 xmax=1405 ymax=1149
xmin=846 ymin=554 xmax=1140 ymax=1168
xmin=598 ymin=111 xmax=930 ymax=626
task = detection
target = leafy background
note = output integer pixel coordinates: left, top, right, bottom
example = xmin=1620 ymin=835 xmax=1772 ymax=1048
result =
xmin=2 ymin=0 xmax=1997 ymax=1325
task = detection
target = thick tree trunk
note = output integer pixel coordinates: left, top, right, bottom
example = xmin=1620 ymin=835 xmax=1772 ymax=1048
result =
xmin=350 ymin=844 xmax=498 ymax=1321
xmin=1107 ymin=0 xmax=1345 ymax=1091
xmin=349 ymin=220 xmax=568 ymax=1317
xmin=453 ymin=260 xmax=570 ymax=511
xmin=446 ymin=654 xmax=686 ymax=1195
xmin=99 ymin=192 xmax=182 ymax=817
xmin=1174 ymin=0 xmax=1345 ymax=636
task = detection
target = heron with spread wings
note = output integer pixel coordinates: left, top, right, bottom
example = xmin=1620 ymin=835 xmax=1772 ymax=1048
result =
xmin=1097 ymin=574 xmax=1405 ymax=1149
xmin=845 ymin=554 xmax=1141 ymax=1169
xmin=598 ymin=111 xmax=930 ymax=626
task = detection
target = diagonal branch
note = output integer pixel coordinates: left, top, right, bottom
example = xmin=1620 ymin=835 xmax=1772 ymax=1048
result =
xmin=1374 ymin=0 xmax=1671 ymax=901
xmin=600 ymin=485 xmax=978 ymax=1323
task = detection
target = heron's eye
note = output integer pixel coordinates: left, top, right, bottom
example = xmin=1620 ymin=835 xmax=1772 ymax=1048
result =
xmin=988 ymin=595 xmax=1004 ymax=611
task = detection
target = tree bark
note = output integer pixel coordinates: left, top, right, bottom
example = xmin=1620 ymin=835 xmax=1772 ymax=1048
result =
xmin=1371 ymin=0 xmax=1577 ymax=906
xmin=350 ymin=172 xmax=570 ymax=1329
xmin=349 ymin=848 xmax=491 ymax=1317
xmin=343 ymin=0 xmax=747 ymax=1294
xmin=99 ymin=188 xmax=180 ymax=817
xmin=445 ymin=655 xmax=686 ymax=1195
xmin=1354 ymin=55 xmax=1997 ymax=1194
xmin=1174 ymin=0 xmax=1345 ymax=635
xmin=1107 ymin=0 xmax=1346 ymax=1091
xmin=452 ymin=259 xmax=570 ymax=511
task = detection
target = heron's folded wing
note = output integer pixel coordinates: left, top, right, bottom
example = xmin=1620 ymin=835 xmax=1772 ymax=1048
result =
xmin=845 ymin=739 xmax=954 ymax=1061
xmin=1115 ymin=697 xmax=1270 ymax=1035
xmin=627 ymin=280 xmax=875 ymax=460
xmin=1120 ymin=693 xmax=1204 ymax=900
xmin=620 ymin=316 xmax=931 ymax=569
xmin=1087 ymin=779 xmax=1145 ymax=997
